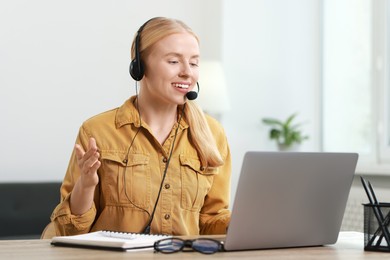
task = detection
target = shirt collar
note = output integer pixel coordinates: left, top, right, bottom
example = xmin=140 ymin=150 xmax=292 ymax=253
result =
xmin=115 ymin=96 xmax=189 ymax=130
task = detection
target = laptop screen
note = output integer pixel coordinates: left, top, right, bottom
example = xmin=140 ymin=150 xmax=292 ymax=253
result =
xmin=224 ymin=151 xmax=358 ymax=251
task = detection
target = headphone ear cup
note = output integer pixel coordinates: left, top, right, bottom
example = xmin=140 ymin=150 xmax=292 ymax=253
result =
xmin=129 ymin=59 xmax=144 ymax=81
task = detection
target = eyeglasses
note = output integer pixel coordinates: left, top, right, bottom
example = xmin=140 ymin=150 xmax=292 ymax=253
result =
xmin=154 ymin=237 xmax=224 ymax=254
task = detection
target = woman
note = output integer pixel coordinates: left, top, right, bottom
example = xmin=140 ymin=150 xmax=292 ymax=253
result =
xmin=50 ymin=17 xmax=231 ymax=236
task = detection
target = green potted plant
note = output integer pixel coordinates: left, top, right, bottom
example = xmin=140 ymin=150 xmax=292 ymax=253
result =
xmin=262 ymin=113 xmax=309 ymax=151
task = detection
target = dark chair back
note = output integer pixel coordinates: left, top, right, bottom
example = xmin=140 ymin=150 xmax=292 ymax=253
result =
xmin=0 ymin=182 xmax=61 ymax=239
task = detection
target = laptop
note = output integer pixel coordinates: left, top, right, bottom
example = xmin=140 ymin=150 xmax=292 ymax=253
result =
xmin=223 ymin=151 xmax=358 ymax=251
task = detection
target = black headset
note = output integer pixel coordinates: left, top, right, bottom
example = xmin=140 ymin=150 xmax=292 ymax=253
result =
xmin=129 ymin=18 xmax=157 ymax=81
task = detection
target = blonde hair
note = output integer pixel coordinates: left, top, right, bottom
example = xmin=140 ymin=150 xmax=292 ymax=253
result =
xmin=131 ymin=17 xmax=223 ymax=168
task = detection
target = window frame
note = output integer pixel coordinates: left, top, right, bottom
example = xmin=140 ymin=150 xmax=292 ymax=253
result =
xmin=377 ymin=0 xmax=390 ymax=164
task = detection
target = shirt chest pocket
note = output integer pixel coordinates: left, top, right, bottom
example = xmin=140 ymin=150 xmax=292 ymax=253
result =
xmin=100 ymin=151 xmax=151 ymax=207
xmin=179 ymin=155 xmax=218 ymax=211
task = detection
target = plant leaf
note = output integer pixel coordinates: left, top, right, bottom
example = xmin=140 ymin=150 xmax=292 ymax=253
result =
xmin=262 ymin=113 xmax=308 ymax=146
xmin=262 ymin=118 xmax=283 ymax=126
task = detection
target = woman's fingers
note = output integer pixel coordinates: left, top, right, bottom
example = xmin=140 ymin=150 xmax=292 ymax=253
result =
xmin=74 ymin=144 xmax=86 ymax=161
xmin=83 ymin=149 xmax=100 ymax=174
xmin=88 ymin=137 xmax=98 ymax=151
xmin=75 ymin=137 xmax=101 ymax=174
xmin=89 ymin=159 xmax=101 ymax=174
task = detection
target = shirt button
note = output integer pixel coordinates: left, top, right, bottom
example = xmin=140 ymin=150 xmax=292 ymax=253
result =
xmin=164 ymin=184 xmax=170 ymax=189
xmin=200 ymin=166 xmax=205 ymax=171
xmin=164 ymin=214 xmax=170 ymax=220
xmin=163 ymin=157 xmax=167 ymax=163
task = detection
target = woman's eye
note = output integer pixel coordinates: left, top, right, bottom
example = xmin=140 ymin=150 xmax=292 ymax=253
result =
xmin=190 ymin=63 xmax=199 ymax=67
xmin=168 ymin=60 xmax=179 ymax=64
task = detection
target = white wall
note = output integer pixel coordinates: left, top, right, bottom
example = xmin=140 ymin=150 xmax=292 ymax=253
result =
xmin=0 ymin=0 xmax=322 ymax=203
xmin=222 ymin=0 xmax=322 ymax=200
xmin=0 ymin=0 xmax=223 ymax=182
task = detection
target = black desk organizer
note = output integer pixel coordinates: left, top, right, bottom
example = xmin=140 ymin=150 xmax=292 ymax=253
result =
xmin=361 ymin=177 xmax=390 ymax=252
xmin=363 ymin=203 xmax=390 ymax=252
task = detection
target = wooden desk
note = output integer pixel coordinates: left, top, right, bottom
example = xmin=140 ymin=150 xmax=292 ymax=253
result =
xmin=0 ymin=232 xmax=385 ymax=259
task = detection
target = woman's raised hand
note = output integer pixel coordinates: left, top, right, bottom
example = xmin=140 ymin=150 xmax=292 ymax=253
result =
xmin=74 ymin=137 xmax=101 ymax=189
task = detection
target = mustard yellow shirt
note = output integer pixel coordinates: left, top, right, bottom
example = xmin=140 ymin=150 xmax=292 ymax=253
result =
xmin=51 ymin=96 xmax=231 ymax=236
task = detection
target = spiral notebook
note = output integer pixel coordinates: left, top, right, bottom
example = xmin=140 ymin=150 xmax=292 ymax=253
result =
xmin=51 ymin=230 xmax=170 ymax=251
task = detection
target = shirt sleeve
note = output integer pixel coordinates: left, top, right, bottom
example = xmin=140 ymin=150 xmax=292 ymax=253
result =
xmin=50 ymin=125 xmax=99 ymax=236
xmin=199 ymin=121 xmax=232 ymax=235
